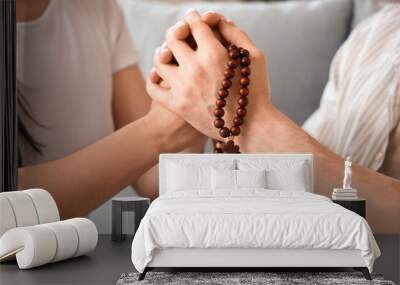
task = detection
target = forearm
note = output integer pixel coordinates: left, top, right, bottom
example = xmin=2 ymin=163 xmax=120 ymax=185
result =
xmin=241 ymin=106 xmax=400 ymax=234
xmin=18 ymin=115 xmax=163 ymax=219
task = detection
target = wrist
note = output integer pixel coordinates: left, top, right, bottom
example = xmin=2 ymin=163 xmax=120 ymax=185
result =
xmin=237 ymin=104 xmax=316 ymax=153
xmin=139 ymin=114 xmax=171 ymax=154
xmin=141 ymin=111 xmax=188 ymax=154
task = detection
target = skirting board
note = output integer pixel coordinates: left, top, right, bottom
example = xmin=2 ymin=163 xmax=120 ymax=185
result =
xmin=148 ymin=248 xmax=366 ymax=268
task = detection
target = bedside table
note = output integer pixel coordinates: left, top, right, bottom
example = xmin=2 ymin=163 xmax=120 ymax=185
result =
xmin=332 ymin=198 xmax=366 ymax=218
xmin=112 ymin=197 xmax=150 ymax=242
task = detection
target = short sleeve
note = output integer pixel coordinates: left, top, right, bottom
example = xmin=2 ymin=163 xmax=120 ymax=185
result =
xmin=105 ymin=0 xmax=138 ymax=73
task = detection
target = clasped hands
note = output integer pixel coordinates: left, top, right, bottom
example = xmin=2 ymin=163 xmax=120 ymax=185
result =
xmin=147 ymin=9 xmax=313 ymax=154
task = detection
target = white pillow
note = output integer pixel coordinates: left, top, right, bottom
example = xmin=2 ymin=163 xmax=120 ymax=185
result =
xmin=167 ymin=163 xmax=210 ymax=191
xmin=267 ymin=167 xmax=307 ymax=191
xmin=238 ymin=159 xmax=309 ymax=191
xmin=211 ymin=169 xmax=267 ymax=190
xmin=211 ymin=168 xmax=236 ymax=190
xmin=236 ymin=169 xmax=267 ymax=189
xmin=166 ymin=159 xmax=235 ymax=192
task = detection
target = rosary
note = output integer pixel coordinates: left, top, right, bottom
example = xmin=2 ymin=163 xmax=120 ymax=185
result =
xmin=213 ymin=44 xmax=251 ymax=153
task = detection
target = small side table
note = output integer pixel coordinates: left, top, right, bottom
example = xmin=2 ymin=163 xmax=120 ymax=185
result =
xmin=332 ymin=198 xmax=366 ymax=218
xmin=112 ymin=197 xmax=150 ymax=242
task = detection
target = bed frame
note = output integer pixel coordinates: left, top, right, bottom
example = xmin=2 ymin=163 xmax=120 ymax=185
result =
xmin=139 ymin=154 xmax=371 ymax=281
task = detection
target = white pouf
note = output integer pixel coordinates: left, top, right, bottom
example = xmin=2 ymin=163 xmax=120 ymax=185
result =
xmin=0 ymin=218 xmax=98 ymax=269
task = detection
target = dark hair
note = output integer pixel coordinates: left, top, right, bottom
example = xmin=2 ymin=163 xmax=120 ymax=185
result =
xmin=17 ymin=82 xmax=44 ymax=165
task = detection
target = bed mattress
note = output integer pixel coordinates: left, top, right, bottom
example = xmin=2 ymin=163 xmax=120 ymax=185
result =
xmin=131 ymin=190 xmax=380 ymax=273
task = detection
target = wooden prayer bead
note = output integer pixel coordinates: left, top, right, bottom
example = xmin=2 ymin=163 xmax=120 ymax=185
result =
xmin=237 ymin=107 xmax=247 ymax=117
xmin=224 ymin=69 xmax=235 ymax=79
xmin=214 ymin=108 xmax=224 ymax=117
xmin=216 ymin=98 xmax=226 ymax=107
xmin=218 ymin=89 xmax=229 ymax=98
xmin=229 ymin=49 xmax=240 ymax=59
xmin=240 ymin=77 xmax=250 ymax=86
xmin=214 ymin=118 xmax=225 ymax=128
xmin=230 ymin=126 xmax=241 ymax=136
xmin=219 ymin=127 xmax=230 ymax=138
xmin=222 ymin=79 xmax=232 ymax=89
xmin=239 ymin=48 xmax=250 ymax=57
xmin=223 ymin=140 xmax=235 ymax=153
xmin=240 ymin=67 xmax=251 ymax=76
xmin=238 ymin=97 xmax=248 ymax=107
xmin=240 ymin=57 xmax=251 ymax=66
xmin=228 ymin=59 xmax=238 ymax=69
xmin=228 ymin=44 xmax=237 ymax=51
xmin=239 ymin=88 xmax=249 ymax=97
xmin=233 ymin=116 xmax=243 ymax=126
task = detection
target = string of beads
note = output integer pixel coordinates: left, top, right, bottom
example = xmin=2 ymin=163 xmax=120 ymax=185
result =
xmin=213 ymin=44 xmax=251 ymax=153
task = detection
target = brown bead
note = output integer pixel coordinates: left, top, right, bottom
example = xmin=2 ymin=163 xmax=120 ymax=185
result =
xmin=230 ymin=126 xmax=241 ymax=136
xmin=224 ymin=68 xmax=235 ymax=79
xmin=239 ymin=48 xmax=250 ymax=57
xmin=240 ymin=67 xmax=251 ymax=76
xmin=227 ymin=59 xmax=238 ymax=69
xmin=219 ymin=127 xmax=230 ymax=138
xmin=214 ymin=118 xmax=225 ymax=128
xmin=218 ymin=89 xmax=229 ymax=98
xmin=240 ymin=56 xmax=251 ymax=66
xmin=240 ymin=77 xmax=250 ymax=86
xmin=233 ymin=116 xmax=243 ymax=126
xmin=214 ymin=149 xmax=223 ymax=153
xmin=233 ymin=145 xmax=240 ymax=153
xmin=237 ymin=107 xmax=247 ymax=117
xmin=223 ymin=140 xmax=235 ymax=152
xmin=215 ymin=141 xmax=224 ymax=150
xmin=216 ymin=98 xmax=226 ymax=107
xmin=229 ymin=49 xmax=240 ymax=59
xmin=239 ymin=88 xmax=249 ymax=97
xmin=228 ymin=44 xmax=237 ymax=51
xmin=238 ymin=97 xmax=248 ymax=107
xmin=214 ymin=108 xmax=224 ymax=117
xmin=222 ymin=79 xmax=232 ymax=89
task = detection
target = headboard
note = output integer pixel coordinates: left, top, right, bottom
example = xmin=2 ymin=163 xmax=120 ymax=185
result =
xmin=159 ymin=153 xmax=314 ymax=195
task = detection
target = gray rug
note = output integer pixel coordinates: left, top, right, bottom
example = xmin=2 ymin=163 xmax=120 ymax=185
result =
xmin=116 ymin=272 xmax=396 ymax=285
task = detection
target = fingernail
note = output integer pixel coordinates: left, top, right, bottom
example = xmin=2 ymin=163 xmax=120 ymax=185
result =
xmin=175 ymin=20 xmax=186 ymax=27
xmin=225 ymin=18 xmax=235 ymax=26
xmin=159 ymin=48 xmax=169 ymax=55
xmin=171 ymin=20 xmax=185 ymax=32
xmin=185 ymin=8 xmax=196 ymax=15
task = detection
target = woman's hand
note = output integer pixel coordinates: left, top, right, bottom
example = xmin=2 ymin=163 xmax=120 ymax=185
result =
xmin=147 ymin=10 xmax=272 ymax=145
xmin=146 ymin=101 xmax=207 ymax=153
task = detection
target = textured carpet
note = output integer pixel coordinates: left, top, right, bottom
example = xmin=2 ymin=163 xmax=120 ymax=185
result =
xmin=116 ymin=272 xmax=396 ymax=285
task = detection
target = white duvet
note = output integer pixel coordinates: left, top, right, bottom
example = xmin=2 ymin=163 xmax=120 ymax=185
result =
xmin=131 ymin=190 xmax=380 ymax=273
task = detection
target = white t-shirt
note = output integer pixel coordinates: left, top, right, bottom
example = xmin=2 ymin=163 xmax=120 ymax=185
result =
xmin=17 ymin=0 xmax=138 ymax=166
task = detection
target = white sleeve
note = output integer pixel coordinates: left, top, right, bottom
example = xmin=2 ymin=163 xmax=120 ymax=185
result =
xmin=106 ymin=0 xmax=138 ymax=73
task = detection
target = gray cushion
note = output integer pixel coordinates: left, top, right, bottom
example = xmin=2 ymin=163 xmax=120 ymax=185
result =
xmin=352 ymin=0 xmax=398 ymax=28
xmin=119 ymin=0 xmax=352 ymax=124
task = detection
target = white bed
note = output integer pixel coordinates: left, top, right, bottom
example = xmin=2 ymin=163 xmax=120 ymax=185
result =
xmin=131 ymin=154 xmax=380 ymax=281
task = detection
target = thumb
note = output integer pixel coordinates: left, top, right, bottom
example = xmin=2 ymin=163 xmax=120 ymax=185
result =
xmin=146 ymin=77 xmax=171 ymax=108
xmin=218 ymin=18 xmax=258 ymax=55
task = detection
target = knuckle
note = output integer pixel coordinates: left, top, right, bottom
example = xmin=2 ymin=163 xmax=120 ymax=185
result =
xmin=175 ymin=95 xmax=191 ymax=113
